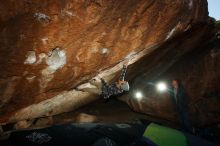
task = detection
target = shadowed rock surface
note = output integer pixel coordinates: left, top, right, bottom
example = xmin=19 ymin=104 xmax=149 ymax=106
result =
xmin=121 ymin=24 xmax=220 ymax=127
xmin=0 ymin=0 xmax=219 ymax=137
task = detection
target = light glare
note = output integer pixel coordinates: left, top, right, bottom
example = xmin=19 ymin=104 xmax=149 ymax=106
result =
xmin=156 ymin=82 xmax=167 ymax=92
xmin=135 ymin=91 xmax=143 ymax=99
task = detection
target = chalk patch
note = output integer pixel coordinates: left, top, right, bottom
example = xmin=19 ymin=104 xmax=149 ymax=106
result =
xmin=77 ymin=82 xmax=96 ymax=90
xmin=102 ymin=32 xmax=107 ymax=36
xmin=76 ymin=53 xmax=81 ymax=62
xmin=61 ymin=10 xmax=76 ymax=17
xmin=24 ymin=51 xmax=37 ymax=64
xmin=34 ymin=12 xmax=50 ymax=23
xmin=125 ymin=51 xmax=136 ymax=59
xmin=41 ymin=37 xmax=49 ymax=45
xmin=100 ymin=48 xmax=109 ymax=54
xmin=46 ymin=48 xmax=66 ymax=71
xmin=61 ymin=10 xmax=84 ymax=22
xmin=165 ymin=27 xmax=176 ymax=40
xmin=39 ymin=70 xmax=54 ymax=91
xmin=39 ymin=48 xmax=66 ymax=91
xmin=35 ymin=53 xmax=47 ymax=64
xmin=26 ymin=74 xmax=36 ymax=83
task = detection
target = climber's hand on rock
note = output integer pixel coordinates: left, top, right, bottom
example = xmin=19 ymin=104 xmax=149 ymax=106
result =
xmin=123 ymin=61 xmax=129 ymax=67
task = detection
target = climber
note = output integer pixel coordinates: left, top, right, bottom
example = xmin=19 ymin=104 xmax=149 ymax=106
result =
xmin=85 ymin=62 xmax=129 ymax=101
xmin=100 ymin=63 xmax=129 ymax=100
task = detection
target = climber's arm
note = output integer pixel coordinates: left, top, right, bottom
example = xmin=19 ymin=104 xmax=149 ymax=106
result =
xmin=119 ymin=64 xmax=128 ymax=81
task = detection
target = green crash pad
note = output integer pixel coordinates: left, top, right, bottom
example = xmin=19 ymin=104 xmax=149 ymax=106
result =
xmin=143 ymin=123 xmax=188 ymax=146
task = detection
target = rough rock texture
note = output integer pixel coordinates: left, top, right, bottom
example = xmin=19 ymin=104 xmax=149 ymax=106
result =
xmin=0 ymin=0 xmax=215 ymax=128
xmin=121 ymin=23 xmax=220 ymax=127
xmin=165 ymin=36 xmax=220 ymax=127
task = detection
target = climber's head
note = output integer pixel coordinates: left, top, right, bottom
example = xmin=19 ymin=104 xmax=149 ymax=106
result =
xmin=117 ymin=80 xmax=129 ymax=91
xmin=121 ymin=81 xmax=129 ymax=91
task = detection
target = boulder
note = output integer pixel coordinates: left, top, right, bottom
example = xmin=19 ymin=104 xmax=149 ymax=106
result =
xmin=0 ymin=0 xmax=216 ymax=128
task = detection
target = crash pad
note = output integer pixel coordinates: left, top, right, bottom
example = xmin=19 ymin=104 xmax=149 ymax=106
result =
xmin=143 ymin=123 xmax=188 ymax=146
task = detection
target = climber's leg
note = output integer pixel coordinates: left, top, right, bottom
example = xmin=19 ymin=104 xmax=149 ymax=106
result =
xmin=89 ymin=78 xmax=102 ymax=89
xmin=81 ymin=87 xmax=101 ymax=95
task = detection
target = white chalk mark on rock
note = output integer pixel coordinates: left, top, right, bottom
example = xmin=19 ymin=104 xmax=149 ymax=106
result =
xmin=61 ymin=10 xmax=76 ymax=17
xmin=24 ymin=51 xmax=37 ymax=64
xmin=46 ymin=48 xmax=66 ymax=71
xmin=35 ymin=53 xmax=47 ymax=65
xmin=100 ymin=48 xmax=109 ymax=54
xmin=41 ymin=37 xmax=49 ymax=45
xmin=39 ymin=48 xmax=67 ymax=91
xmin=26 ymin=74 xmax=36 ymax=83
xmin=124 ymin=51 xmax=136 ymax=59
xmin=165 ymin=27 xmax=176 ymax=40
xmin=34 ymin=12 xmax=50 ymax=23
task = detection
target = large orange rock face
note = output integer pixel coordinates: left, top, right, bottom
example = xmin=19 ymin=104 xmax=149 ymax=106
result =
xmin=0 ymin=0 xmax=210 ymax=124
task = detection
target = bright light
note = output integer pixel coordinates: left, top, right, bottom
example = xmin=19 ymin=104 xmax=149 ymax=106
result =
xmin=156 ymin=82 xmax=167 ymax=92
xmin=135 ymin=91 xmax=143 ymax=99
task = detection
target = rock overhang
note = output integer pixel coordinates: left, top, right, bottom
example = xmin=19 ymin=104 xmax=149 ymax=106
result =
xmin=0 ymin=0 xmax=216 ymax=128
